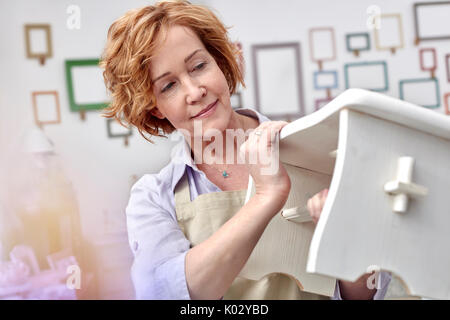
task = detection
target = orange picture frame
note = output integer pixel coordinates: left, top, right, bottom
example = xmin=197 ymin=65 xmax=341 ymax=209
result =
xmin=31 ymin=91 xmax=61 ymax=127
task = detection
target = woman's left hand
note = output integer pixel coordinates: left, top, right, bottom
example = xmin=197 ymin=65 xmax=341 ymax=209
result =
xmin=306 ymin=188 xmax=329 ymax=225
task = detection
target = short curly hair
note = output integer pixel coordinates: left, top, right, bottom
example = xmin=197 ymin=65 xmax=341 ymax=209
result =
xmin=100 ymin=0 xmax=245 ymax=143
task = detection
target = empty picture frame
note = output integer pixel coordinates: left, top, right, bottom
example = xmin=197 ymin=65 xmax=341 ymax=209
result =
xmin=252 ymin=42 xmax=305 ymax=119
xmin=314 ymin=97 xmax=333 ymax=111
xmin=107 ymin=118 xmax=133 ymax=146
xmin=373 ymin=14 xmax=404 ymax=54
xmin=446 ymin=54 xmax=450 ymax=82
xmin=419 ymin=48 xmax=437 ymax=77
xmin=32 ymin=91 xmax=61 ymax=127
xmin=309 ymin=27 xmax=337 ymax=69
xmin=230 ymin=92 xmax=243 ymax=109
xmin=414 ymin=1 xmax=450 ymax=43
xmin=444 ymin=93 xmax=450 ymax=115
xmin=313 ymin=71 xmax=338 ymax=90
xmin=344 ymin=61 xmax=388 ymax=92
xmin=24 ymin=24 xmax=53 ymax=65
xmin=399 ymin=78 xmax=440 ymax=109
xmin=346 ymin=33 xmax=371 ymax=57
xmin=65 ymin=59 xmax=109 ymax=117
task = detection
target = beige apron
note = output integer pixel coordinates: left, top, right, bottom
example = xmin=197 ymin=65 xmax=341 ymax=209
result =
xmin=174 ymin=170 xmax=329 ymax=300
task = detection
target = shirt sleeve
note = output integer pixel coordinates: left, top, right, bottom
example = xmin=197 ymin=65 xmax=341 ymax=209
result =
xmin=332 ymin=271 xmax=392 ymax=300
xmin=126 ymin=175 xmax=192 ymax=300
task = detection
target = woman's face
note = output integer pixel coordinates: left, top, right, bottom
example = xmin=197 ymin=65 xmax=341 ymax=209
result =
xmin=150 ymin=25 xmax=232 ymax=138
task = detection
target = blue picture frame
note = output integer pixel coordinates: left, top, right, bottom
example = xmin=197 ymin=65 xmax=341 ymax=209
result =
xmin=399 ymin=78 xmax=440 ymax=109
xmin=313 ymin=70 xmax=338 ymax=90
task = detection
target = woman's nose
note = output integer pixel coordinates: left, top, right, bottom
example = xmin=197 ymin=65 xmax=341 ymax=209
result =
xmin=185 ymin=78 xmax=206 ymax=104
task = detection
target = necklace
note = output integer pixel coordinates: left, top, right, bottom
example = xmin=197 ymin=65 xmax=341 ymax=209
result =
xmin=213 ymin=164 xmax=231 ymax=178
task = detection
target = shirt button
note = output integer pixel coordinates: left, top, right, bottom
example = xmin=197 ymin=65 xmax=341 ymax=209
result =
xmin=133 ymin=241 xmax=139 ymax=251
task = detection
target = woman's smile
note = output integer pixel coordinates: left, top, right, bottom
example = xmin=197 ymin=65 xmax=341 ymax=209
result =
xmin=191 ymin=99 xmax=219 ymax=119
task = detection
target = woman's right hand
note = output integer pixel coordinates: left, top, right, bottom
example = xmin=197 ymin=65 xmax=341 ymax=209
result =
xmin=239 ymin=121 xmax=291 ymax=208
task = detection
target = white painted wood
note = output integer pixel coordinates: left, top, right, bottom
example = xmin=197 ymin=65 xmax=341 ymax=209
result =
xmin=281 ymin=205 xmax=313 ymax=223
xmin=306 ymin=108 xmax=450 ymax=300
xmin=384 ymin=181 xmax=428 ymax=198
xmin=244 ymin=89 xmax=450 ymax=299
xmin=280 ymin=88 xmax=450 ymax=143
xmin=242 ymin=163 xmax=336 ymax=297
xmin=384 ymin=157 xmax=428 ymax=213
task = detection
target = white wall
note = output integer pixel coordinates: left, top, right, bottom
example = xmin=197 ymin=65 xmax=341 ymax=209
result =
xmin=0 ymin=0 xmax=449 ymax=298
xmin=206 ymin=0 xmax=450 ymax=115
xmin=0 ymin=0 xmax=180 ymax=238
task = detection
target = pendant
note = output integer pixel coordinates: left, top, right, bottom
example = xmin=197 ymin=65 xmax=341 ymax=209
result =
xmin=222 ymin=170 xmax=229 ymax=178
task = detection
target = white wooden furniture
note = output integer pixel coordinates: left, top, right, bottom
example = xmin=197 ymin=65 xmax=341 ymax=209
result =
xmin=244 ymin=88 xmax=450 ymax=299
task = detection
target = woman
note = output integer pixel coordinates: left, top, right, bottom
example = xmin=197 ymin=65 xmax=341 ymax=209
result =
xmin=101 ymin=0 xmax=390 ymax=300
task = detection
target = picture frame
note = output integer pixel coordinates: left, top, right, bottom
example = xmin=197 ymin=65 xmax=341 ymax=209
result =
xmin=419 ymin=48 xmax=437 ymax=78
xmin=344 ymin=61 xmax=389 ymax=92
xmin=24 ymin=24 xmax=52 ymax=65
xmin=313 ymin=70 xmax=338 ymax=90
xmin=446 ymin=54 xmax=450 ymax=82
xmin=107 ymin=118 xmax=133 ymax=146
xmin=31 ymin=91 xmax=61 ymax=127
xmin=373 ymin=14 xmax=404 ymax=54
xmin=252 ymin=42 xmax=305 ymax=120
xmin=444 ymin=93 xmax=450 ymax=115
xmin=345 ymin=33 xmax=370 ymax=57
xmin=65 ymin=59 xmax=109 ymax=120
xmin=399 ymin=78 xmax=440 ymax=109
xmin=309 ymin=27 xmax=337 ymax=69
xmin=413 ymin=1 xmax=450 ymax=44
xmin=314 ymin=97 xmax=333 ymax=111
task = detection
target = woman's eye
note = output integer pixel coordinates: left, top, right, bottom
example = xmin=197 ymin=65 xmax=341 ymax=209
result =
xmin=162 ymin=82 xmax=175 ymax=93
xmin=193 ymin=62 xmax=206 ymax=71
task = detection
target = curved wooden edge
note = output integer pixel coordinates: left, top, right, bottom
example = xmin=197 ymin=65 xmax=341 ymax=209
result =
xmin=280 ymin=89 xmax=450 ymax=142
xmin=307 ymin=109 xmax=349 ymax=274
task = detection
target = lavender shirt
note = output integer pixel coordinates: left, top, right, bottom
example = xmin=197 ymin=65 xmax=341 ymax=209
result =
xmin=126 ymin=108 xmax=391 ymax=300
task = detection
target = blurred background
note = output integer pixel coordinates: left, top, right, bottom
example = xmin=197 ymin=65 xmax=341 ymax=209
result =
xmin=0 ymin=0 xmax=449 ymax=299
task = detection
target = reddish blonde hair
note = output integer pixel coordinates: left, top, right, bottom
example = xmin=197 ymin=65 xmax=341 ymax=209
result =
xmin=100 ymin=0 xmax=245 ymax=143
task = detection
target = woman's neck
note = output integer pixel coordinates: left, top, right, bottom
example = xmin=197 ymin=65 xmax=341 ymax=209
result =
xmin=188 ymin=111 xmax=259 ymax=166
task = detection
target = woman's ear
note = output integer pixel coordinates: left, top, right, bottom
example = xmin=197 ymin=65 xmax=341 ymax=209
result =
xmin=150 ymin=107 xmax=165 ymax=119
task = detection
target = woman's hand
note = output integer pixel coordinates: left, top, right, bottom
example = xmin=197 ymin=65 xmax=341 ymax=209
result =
xmin=306 ymin=188 xmax=329 ymax=225
xmin=239 ymin=121 xmax=291 ymax=211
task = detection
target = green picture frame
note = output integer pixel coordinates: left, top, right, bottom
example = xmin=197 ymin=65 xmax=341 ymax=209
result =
xmin=344 ymin=61 xmax=389 ymax=92
xmin=399 ymin=78 xmax=440 ymax=109
xmin=65 ymin=59 xmax=109 ymax=113
xmin=106 ymin=118 xmax=133 ymax=139
xmin=106 ymin=118 xmax=133 ymax=147
xmin=345 ymin=33 xmax=370 ymax=56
